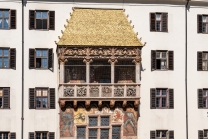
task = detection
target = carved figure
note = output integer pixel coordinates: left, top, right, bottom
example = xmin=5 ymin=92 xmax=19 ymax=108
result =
xmin=90 ymin=86 xmax=99 ymax=97
xmin=64 ymin=87 xmax=74 ymax=97
xmin=77 ymin=87 xmax=87 ymax=97
xmin=127 ymin=87 xmax=136 ymax=97
xmin=102 ymin=86 xmax=112 ymax=97
xmin=114 ymin=86 xmax=124 ymax=97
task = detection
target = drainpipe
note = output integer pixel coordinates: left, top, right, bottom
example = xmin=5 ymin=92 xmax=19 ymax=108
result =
xmin=185 ymin=0 xmax=189 ymax=139
xmin=21 ymin=0 xmax=24 ymax=139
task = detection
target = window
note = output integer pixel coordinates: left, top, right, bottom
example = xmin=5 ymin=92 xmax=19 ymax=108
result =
xmin=0 ymin=48 xmax=16 ymax=69
xmin=0 ymin=132 xmax=15 ymax=139
xmin=150 ymin=88 xmax=174 ymax=109
xmin=29 ymin=48 xmax=53 ymax=70
xmin=0 ymin=88 xmax=10 ymax=109
xmin=76 ymin=116 xmax=121 ymax=139
xmin=198 ymin=130 xmax=208 ymax=139
xmin=29 ymin=10 xmax=55 ymax=30
xmin=197 ymin=89 xmax=208 ymax=109
xmin=150 ymin=130 xmax=174 ymax=139
xmin=197 ymin=52 xmax=208 ymax=71
xmin=151 ymin=50 xmax=174 ymax=71
xmin=150 ymin=13 xmax=168 ymax=32
xmin=0 ymin=9 xmax=16 ymax=29
xmin=29 ymin=132 xmax=54 ymax=139
xmin=29 ymin=88 xmax=55 ymax=109
xmin=198 ymin=15 xmax=208 ymax=33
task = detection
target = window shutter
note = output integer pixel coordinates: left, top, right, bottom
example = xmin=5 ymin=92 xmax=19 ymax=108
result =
xmin=150 ymin=88 xmax=156 ymax=109
xmin=168 ymin=51 xmax=174 ymax=70
xmin=49 ymin=132 xmax=55 ymax=139
xmin=197 ymin=15 xmax=202 ymax=33
xmin=48 ymin=48 xmax=53 ymax=69
xmin=169 ymin=89 xmax=174 ymax=109
xmin=49 ymin=88 xmax=55 ymax=109
xmin=49 ymin=11 xmax=55 ymax=30
xmin=29 ymin=132 xmax=35 ymax=139
xmin=10 ymin=10 xmax=16 ymax=29
xmin=29 ymin=49 xmax=35 ymax=69
xmin=198 ymin=130 xmax=203 ymax=139
xmin=198 ymin=89 xmax=203 ymax=108
xmin=162 ymin=13 xmax=168 ymax=32
xmin=29 ymin=10 xmax=35 ymax=29
xmin=150 ymin=13 xmax=156 ymax=31
xmin=197 ymin=52 xmax=203 ymax=71
xmin=10 ymin=132 xmax=16 ymax=139
xmin=150 ymin=131 xmax=155 ymax=139
xmin=3 ymin=88 xmax=10 ymax=109
xmin=29 ymin=88 xmax=35 ymax=109
xmin=10 ymin=48 xmax=16 ymax=69
xmin=169 ymin=131 xmax=174 ymax=139
xmin=151 ymin=50 xmax=156 ymax=71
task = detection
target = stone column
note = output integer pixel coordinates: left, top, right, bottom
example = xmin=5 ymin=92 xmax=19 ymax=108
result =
xmin=60 ymin=61 xmax=65 ymax=83
xmin=133 ymin=49 xmax=142 ymax=84
xmin=108 ymin=59 xmax=117 ymax=83
xmin=83 ymin=59 xmax=92 ymax=83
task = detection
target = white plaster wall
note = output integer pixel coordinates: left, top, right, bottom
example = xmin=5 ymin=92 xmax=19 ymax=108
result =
xmin=0 ymin=1 xmax=22 ymax=138
xmin=187 ymin=2 xmax=208 ymax=139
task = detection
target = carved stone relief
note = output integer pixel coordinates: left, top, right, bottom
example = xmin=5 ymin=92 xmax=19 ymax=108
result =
xmin=126 ymin=86 xmax=136 ymax=97
xmin=114 ymin=86 xmax=124 ymax=97
xmin=77 ymin=86 xmax=87 ymax=97
xmin=102 ymin=86 xmax=112 ymax=97
xmin=64 ymin=86 xmax=74 ymax=97
xmin=89 ymin=86 xmax=99 ymax=97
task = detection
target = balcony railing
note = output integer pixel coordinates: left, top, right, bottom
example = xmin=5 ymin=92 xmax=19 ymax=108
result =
xmin=59 ymin=83 xmax=140 ymax=100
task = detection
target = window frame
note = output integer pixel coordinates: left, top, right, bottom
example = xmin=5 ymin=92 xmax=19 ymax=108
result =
xmin=202 ymin=52 xmax=208 ymax=71
xmin=35 ymin=131 xmax=48 ymax=139
xmin=156 ymin=88 xmax=168 ymax=109
xmin=155 ymin=50 xmax=168 ymax=71
xmin=155 ymin=13 xmax=162 ymax=32
xmin=35 ymin=49 xmax=49 ymax=69
xmin=35 ymin=88 xmax=49 ymax=110
xmin=202 ymin=15 xmax=208 ymax=34
xmin=0 ymin=9 xmax=10 ymax=30
xmin=0 ymin=48 xmax=10 ymax=69
xmin=0 ymin=132 xmax=10 ymax=139
xmin=35 ymin=10 xmax=49 ymax=30
xmin=156 ymin=130 xmax=168 ymax=139
xmin=150 ymin=12 xmax=168 ymax=32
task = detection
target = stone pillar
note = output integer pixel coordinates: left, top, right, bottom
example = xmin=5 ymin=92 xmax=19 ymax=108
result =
xmin=84 ymin=59 xmax=92 ymax=83
xmin=133 ymin=48 xmax=142 ymax=84
xmin=60 ymin=62 xmax=65 ymax=83
xmin=108 ymin=59 xmax=117 ymax=83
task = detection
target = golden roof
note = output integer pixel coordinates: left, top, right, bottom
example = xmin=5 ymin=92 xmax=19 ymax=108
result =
xmin=57 ymin=8 xmax=143 ymax=47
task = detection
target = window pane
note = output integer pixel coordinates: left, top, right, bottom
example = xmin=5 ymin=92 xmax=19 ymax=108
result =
xmin=3 ymin=58 xmax=9 ymax=68
xmin=42 ymin=133 xmax=47 ymax=139
xmin=36 ymin=98 xmax=42 ymax=108
xmin=36 ymin=89 xmax=41 ymax=96
xmin=160 ymin=60 xmax=166 ymax=70
xmin=3 ymin=133 xmax=8 ymax=139
xmin=203 ymin=53 xmax=208 ymax=59
xmin=77 ymin=127 xmax=86 ymax=139
xmin=42 ymin=50 xmax=48 ymax=56
xmin=0 ymin=49 xmax=2 ymax=56
xmin=101 ymin=129 xmax=109 ymax=139
xmin=161 ymin=131 xmax=166 ymax=137
xmin=202 ymin=23 xmax=206 ymax=33
xmin=42 ymin=89 xmax=48 ymax=96
xmin=156 ymin=21 xmax=161 ymax=31
xmin=203 ymin=98 xmax=207 ymax=108
xmin=0 ymin=11 xmax=2 ymax=17
xmin=156 ymin=97 xmax=160 ymax=107
xmin=4 ymin=19 xmax=9 ymax=29
xmin=42 ymin=12 xmax=48 ymax=19
xmin=36 ymin=133 xmax=41 ymax=139
xmin=203 ymin=90 xmax=207 ymax=96
xmin=156 ymin=14 xmax=161 ymax=20
xmin=162 ymin=90 xmax=166 ymax=96
xmin=156 ymin=52 xmax=160 ymax=58
xmin=203 ymin=61 xmax=208 ymax=70
xmin=0 ymin=133 xmax=1 ymax=138
xmin=0 ymin=98 xmax=2 ymax=108
xmin=4 ymin=11 xmax=9 ymax=18
xmin=42 ymin=98 xmax=48 ymax=108
xmin=0 ymin=18 xmax=2 ymax=28
xmin=112 ymin=126 xmax=120 ymax=139
xmin=36 ymin=50 xmax=42 ymax=57
xmin=156 ymin=131 xmax=160 ymax=137
xmin=162 ymin=98 xmax=166 ymax=107
xmin=0 ymin=58 xmax=2 ymax=68
xmin=89 ymin=129 xmax=97 ymax=138
xmin=43 ymin=19 xmax=47 ymax=29
xmin=42 ymin=58 xmax=48 ymax=68
xmin=156 ymin=90 xmax=160 ymax=96
xmin=0 ymin=89 xmax=2 ymax=96
xmin=89 ymin=117 xmax=98 ymax=126
xmin=101 ymin=117 xmax=109 ymax=126
xmin=162 ymin=52 xmax=166 ymax=58
xmin=203 ymin=16 xmax=207 ymax=22
xmin=36 ymin=19 xmax=42 ymax=29
xmin=36 ymin=12 xmax=41 ymax=18
xmin=3 ymin=49 xmax=9 ymax=56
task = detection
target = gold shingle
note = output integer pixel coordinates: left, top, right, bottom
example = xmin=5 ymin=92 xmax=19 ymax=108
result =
xmin=57 ymin=8 xmax=143 ymax=47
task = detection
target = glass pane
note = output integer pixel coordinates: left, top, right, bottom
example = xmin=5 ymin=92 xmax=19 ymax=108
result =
xmin=42 ymin=89 xmax=48 ymax=96
xmin=36 ymin=50 xmax=42 ymax=57
xmin=36 ymin=98 xmax=41 ymax=108
xmin=0 ymin=11 xmax=2 ymax=17
xmin=43 ymin=19 xmax=47 ymax=29
xmin=0 ymin=89 xmax=2 ymax=96
xmin=3 ymin=58 xmax=9 ymax=68
xmin=0 ymin=98 xmax=2 ymax=108
xmin=0 ymin=133 xmax=1 ymax=138
xmin=203 ymin=98 xmax=207 ymax=108
xmin=36 ymin=89 xmax=41 ymax=96
xmin=101 ymin=117 xmax=109 ymax=126
xmin=203 ymin=53 xmax=208 ymax=59
xmin=202 ymin=23 xmax=206 ymax=33
xmin=162 ymin=98 xmax=166 ymax=107
xmin=203 ymin=16 xmax=207 ymax=22
xmin=4 ymin=19 xmax=9 ymax=29
xmin=162 ymin=52 xmax=166 ymax=58
xmin=156 ymin=14 xmax=161 ymax=20
xmin=89 ymin=117 xmax=98 ymax=126
xmin=156 ymin=52 xmax=160 ymax=58
xmin=89 ymin=129 xmax=97 ymax=137
xmin=3 ymin=49 xmax=9 ymax=56
xmin=161 ymin=131 xmax=166 ymax=137
xmin=162 ymin=90 xmax=166 ymax=96
xmin=156 ymin=97 xmax=160 ymax=107
xmin=42 ymin=58 xmax=48 ymax=68
xmin=203 ymin=90 xmax=207 ymax=96
xmin=156 ymin=131 xmax=160 ymax=137
xmin=3 ymin=133 xmax=8 ymax=139
xmin=42 ymin=98 xmax=48 ymax=108
xmin=156 ymin=90 xmax=160 ymax=96
xmin=4 ymin=11 xmax=9 ymax=17
xmin=112 ymin=126 xmax=120 ymax=139
xmin=42 ymin=133 xmax=47 ymax=139
xmin=0 ymin=49 xmax=2 ymax=56
xmin=0 ymin=58 xmax=2 ymax=68
xmin=203 ymin=61 xmax=208 ymax=70
xmin=42 ymin=50 xmax=48 ymax=56
xmin=160 ymin=60 xmax=166 ymax=70
xmin=101 ymin=129 xmax=109 ymax=138
xmin=156 ymin=22 xmax=161 ymax=31
xmin=42 ymin=12 xmax=48 ymax=19
xmin=77 ymin=127 xmax=86 ymax=137
xmin=36 ymin=12 xmax=41 ymax=18
xmin=36 ymin=133 xmax=41 ymax=139
xmin=0 ymin=18 xmax=2 ymax=28
xmin=36 ymin=19 xmax=42 ymax=29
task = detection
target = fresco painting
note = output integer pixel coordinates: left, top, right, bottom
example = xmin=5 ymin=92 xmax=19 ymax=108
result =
xmin=113 ymin=108 xmax=124 ymax=122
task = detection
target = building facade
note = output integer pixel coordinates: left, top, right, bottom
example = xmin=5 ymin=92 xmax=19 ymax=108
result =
xmin=0 ymin=0 xmax=208 ymax=139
